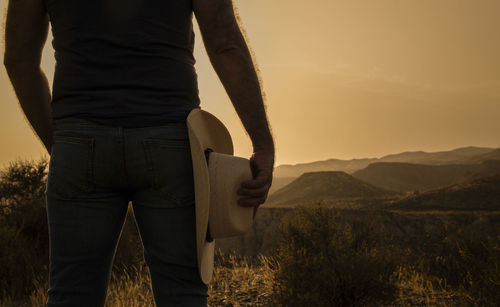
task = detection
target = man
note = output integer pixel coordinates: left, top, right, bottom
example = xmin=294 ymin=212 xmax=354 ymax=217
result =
xmin=4 ymin=0 xmax=274 ymax=305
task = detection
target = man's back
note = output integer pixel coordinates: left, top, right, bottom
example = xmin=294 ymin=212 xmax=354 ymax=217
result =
xmin=4 ymin=0 xmax=275 ymax=304
xmin=44 ymin=0 xmax=200 ymax=127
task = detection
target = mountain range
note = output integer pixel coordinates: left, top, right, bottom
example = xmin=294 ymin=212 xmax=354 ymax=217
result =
xmin=265 ymin=146 xmax=500 ymax=210
xmin=273 ymin=146 xmax=499 ymax=178
xmin=269 ymin=146 xmax=500 ymax=195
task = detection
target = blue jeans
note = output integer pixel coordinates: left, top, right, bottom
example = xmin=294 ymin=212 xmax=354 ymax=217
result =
xmin=45 ymin=116 xmax=208 ymax=306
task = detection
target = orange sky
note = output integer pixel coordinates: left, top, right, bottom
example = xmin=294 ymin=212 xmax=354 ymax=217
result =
xmin=1 ymin=0 xmax=500 ymax=168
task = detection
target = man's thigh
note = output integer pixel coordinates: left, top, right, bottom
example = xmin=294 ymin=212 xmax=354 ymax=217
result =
xmin=45 ymin=117 xmax=130 ymax=306
xmin=129 ymin=125 xmax=208 ymax=306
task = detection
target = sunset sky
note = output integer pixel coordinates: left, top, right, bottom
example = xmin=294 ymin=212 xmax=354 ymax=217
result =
xmin=1 ymin=0 xmax=499 ymax=168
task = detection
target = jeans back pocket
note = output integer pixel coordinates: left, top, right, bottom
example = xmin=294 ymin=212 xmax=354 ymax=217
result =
xmin=142 ymin=138 xmax=195 ymax=208
xmin=46 ymin=135 xmax=95 ymax=199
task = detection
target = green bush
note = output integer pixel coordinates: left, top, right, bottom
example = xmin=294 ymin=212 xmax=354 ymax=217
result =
xmin=271 ymin=204 xmax=398 ymax=306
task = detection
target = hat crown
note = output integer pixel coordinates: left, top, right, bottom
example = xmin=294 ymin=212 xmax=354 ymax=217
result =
xmin=208 ymin=152 xmax=254 ymax=239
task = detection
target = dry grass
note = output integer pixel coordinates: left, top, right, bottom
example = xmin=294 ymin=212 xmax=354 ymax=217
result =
xmin=0 ymin=252 xmax=491 ymax=307
xmin=390 ymin=266 xmax=463 ymax=307
xmin=104 ymin=264 xmax=155 ymax=307
xmin=208 ymin=249 xmax=277 ymax=306
xmin=0 ymin=249 xmax=276 ymax=307
xmin=1 ymin=265 xmax=155 ymax=307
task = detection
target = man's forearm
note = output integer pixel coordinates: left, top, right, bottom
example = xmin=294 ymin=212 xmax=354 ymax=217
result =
xmin=207 ymin=40 xmax=274 ymax=152
xmin=4 ymin=63 xmax=53 ymax=154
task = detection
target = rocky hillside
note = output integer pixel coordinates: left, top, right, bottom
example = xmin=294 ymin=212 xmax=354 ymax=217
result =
xmin=467 ymin=148 xmax=500 ymax=164
xmin=265 ymin=171 xmax=396 ymax=207
xmin=388 ymin=175 xmax=500 ymax=211
xmin=352 ymin=160 xmax=500 ymax=193
xmin=268 ymin=177 xmax=295 ymax=195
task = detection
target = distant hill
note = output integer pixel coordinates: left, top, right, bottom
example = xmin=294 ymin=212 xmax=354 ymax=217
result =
xmin=388 ymin=175 xmax=500 ymax=211
xmin=379 ymin=146 xmax=494 ymax=165
xmin=273 ymin=146 xmax=498 ymax=178
xmin=265 ymin=171 xmax=396 ymax=207
xmin=352 ymin=160 xmax=500 ymax=193
xmin=268 ymin=177 xmax=295 ymax=195
xmin=467 ymin=148 xmax=500 ymax=164
xmin=273 ymin=158 xmax=377 ymax=178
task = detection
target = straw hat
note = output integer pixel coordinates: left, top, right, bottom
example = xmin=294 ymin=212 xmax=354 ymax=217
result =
xmin=186 ymin=108 xmax=255 ymax=285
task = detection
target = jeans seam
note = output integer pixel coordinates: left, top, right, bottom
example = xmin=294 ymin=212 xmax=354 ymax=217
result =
xmin=87 ymin=138 xmax=95 ymax=193
xmin=142 ymin=140 xmax=155 ymax=189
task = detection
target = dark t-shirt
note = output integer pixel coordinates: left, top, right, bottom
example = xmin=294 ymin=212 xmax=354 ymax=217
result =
xmin=44 ymin=0 xmax=200 ymax=127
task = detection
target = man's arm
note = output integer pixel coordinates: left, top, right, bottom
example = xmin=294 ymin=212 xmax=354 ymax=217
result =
xmin=193 ymin=0 xmax=274 ymax=151
xmin=193 ymin=0 xmax=275 ymax=212
xmin=3 ymin=0 xmax=53 ymax=154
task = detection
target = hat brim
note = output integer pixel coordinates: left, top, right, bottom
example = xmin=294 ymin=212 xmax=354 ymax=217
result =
xmin=187 ymin=108 xmax=233 ymax=285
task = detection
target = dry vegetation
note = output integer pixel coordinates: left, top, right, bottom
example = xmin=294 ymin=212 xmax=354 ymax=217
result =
xmin=1 ymin=158 xmax=499 ymax=306
xmin=1 ymin=247 xmax=483 ymax=307
xmin=0 ymin=251 xmax=471 ymax=307
xmin=0 ymin=249 xmax=276 ymax=307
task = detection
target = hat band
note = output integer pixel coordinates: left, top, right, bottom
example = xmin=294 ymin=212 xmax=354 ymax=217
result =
xmin=204 ymin=148 xmax=213 ymax=163
xmin=204 ymin=147 xmax=214 ymax=243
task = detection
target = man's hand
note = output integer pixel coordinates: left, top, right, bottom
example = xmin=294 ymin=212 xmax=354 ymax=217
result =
xmin=237 ymin=146 xmax=275 ymax=218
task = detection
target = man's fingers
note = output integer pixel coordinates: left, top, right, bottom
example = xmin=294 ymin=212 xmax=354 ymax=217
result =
xmin=238 ymin=196 xmax=266 ymax=207
xmin=242 ymin=171 xmax=271 ymax=189
xmin=237 ymin=184 xmax=269 ymax=197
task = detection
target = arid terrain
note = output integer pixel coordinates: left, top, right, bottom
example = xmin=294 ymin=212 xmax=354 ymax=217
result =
xmin=1 ymin=146 xmax=499 ymax=306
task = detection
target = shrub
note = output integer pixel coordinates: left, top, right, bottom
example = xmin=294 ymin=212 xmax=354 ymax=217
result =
xmin=271 ymin=204 xmax=398 ymax=306
xmin=0 ymin=158 xmax=50 ymax=299
xmin=416 ymin=232 xmax=500 ymax=305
